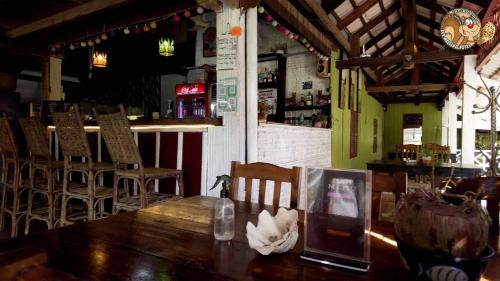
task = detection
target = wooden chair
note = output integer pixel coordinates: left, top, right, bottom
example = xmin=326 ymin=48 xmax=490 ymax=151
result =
xmin=230 ymin=161 xmax=301 ymax=209
xmin=94 ymin=105 xmax=184 ymax=213
xmin=372 ymin=172 xmax=407 ymax=221
xmin=423 ymin=143 xmax=451 ymax=163
xmin=0 ymin=115 xmax=30 ymax=237
xmin=52 ymin=105 xmax=115 ymax=225
xmin=396 ymin=144 xmax=420 ymax=160
xmin=18 ymin=117 xmax=63 ymax=233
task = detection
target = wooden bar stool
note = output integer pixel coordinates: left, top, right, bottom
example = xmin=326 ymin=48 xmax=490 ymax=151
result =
xmin=0 ymin=115 xmax=30 ymax=237
xmin=94 ymin=105 xmax=184 ymax=213
xmin=52 ymin=105 xmax=115 ymax=225
xmin=18 ymin=117 xmax=64 ymax=233
xmin=230 ymin=161 xmax=301 ymax=209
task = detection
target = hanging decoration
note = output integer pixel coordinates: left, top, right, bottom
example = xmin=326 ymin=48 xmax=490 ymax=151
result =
xmin=92 ymin=51 xmax=108 ymax=68
xmin=256 ymin=5 xmax=329 ymax=61
xmin=49 ymin=6 xmax=209 ymax=53
xmin=159 ymin=37 xmax=175 ymax=57
xmin=230 ymin=26 xmax=243 ymax=36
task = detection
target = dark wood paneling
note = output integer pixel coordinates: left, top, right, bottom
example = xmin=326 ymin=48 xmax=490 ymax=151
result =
xmin=182 ymin=132 xmax=202 ymax=197
xmin=159 ymin=132 xmax=178 ymax=194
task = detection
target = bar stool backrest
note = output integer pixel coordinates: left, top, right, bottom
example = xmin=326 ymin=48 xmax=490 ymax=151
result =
xmin=52 ymin=105 xmax=93 ymax=160
xmin=423 ymin=143 xmax=451 ymax=163
xmin=0 ymin=115 xmax=19 ymax=158
xmin=396 ymin=144 xmax=420 ymax=160
xmin=230 ymin=161 xmax=301 ymax=209
xmin=95 ymin=105 xmax=143 ymax=168
xmin=18 ymin=117 xmax=51 ymax=160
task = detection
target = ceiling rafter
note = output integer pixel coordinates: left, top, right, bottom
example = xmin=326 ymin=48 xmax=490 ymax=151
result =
xmin=302 ymin=0 xmax=377 ymax=81
xmin=416 ymin=0 xmax=451 ymax=15
xmin=354 ymin=2 xmax=399 ymax=37
xmin=336 ymin=0 xmax=380 ymax=30
xmin=321 ymin=0 xmax=344 ymax=15
xmin=6 ymin=0 xmax=128 ymax=38
xmin=417 ymin=27 xmax=442 ymax=45
xmin=416 ymin=14 xmax=440 ymax=30
xmin=365 ymin=18 xmax=403 ymax=50
xmin=372 ymin=33 xmax=403 ymax=57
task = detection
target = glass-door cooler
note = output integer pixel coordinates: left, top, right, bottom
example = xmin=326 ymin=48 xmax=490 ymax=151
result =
xmin=175 ymin=83 xmax=210 ymax=118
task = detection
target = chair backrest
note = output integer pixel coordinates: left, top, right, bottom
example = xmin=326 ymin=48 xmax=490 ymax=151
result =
xmin=372 ymin=172 xmax=407 ymax=220
xmin=18 ymin=117 xmax=51 ymax=159
xmin=0 ymin=115 xmax=19 ymax=158
xmin=51 ymin=105 xmax=92 ymax=160
xmin=423 ymin=143 xmax=451 ymax=163
xmin=95 ymin=105 xmax=143 ymax=167
xmin=396 ymin=144 xmax=420 ymax=160
xmin=230 ymin=161 xmax=301 ymax=209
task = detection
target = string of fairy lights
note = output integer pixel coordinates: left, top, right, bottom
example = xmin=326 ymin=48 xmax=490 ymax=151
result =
xmin=257 ymin=5 xmax=329 ymax=61
xmin=49 ymin=5 xmax=329 ymax=64
xmin=49 ymin=6 xmax=207 ymax=53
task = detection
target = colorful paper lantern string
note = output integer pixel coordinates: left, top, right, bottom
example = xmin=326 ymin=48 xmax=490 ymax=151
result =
xmin=257 ymin=5 xmax=329 ymax=60
xmin=55 ymin=6 xmax=207 ymax=52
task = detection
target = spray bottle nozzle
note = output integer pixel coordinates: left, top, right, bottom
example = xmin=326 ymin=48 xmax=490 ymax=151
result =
xmin=210 ymin=175 xmax=232 ymax=198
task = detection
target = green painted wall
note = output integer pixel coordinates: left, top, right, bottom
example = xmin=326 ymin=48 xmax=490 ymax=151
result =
xmin=383 ymin=103 xmax=442 ymax=158
xmin=330 ymin=51 xmax=385 ymax=169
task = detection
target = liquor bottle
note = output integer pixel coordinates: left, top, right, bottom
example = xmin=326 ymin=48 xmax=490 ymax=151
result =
xmin=299 ymin=94 xmax=306 ymax=107
xmin=306 ymin=92 xmax=313 ymax=106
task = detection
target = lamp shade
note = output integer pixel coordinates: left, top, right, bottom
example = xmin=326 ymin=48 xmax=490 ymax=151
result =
xmin=93 ymin=51 xmax=107 ymax=68
xmin=159 ymin=37 xmax=174 ymax=57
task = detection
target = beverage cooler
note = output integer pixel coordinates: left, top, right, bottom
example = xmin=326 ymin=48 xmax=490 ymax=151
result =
xmin=175 ymin=83 xmax=210 ymax=118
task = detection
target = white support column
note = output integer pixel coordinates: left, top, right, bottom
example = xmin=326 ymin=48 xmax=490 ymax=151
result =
xmin=461 ymin=55 xmax=478 ymax=164
xmin=448 ymin=92 xmax=458 ymax=155
xmin=441 ymin=99 xmax=449 ymax=146
xmin=246 ymin=7 xmax=258 ymax=163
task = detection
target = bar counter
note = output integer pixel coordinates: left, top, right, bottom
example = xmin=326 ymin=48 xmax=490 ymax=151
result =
xmin=45 ymin=118 xmax=222 ymax=197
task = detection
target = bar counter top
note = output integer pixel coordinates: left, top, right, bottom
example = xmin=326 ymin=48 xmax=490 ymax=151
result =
xmin=43 ymin=117 xmax=222 ymax=126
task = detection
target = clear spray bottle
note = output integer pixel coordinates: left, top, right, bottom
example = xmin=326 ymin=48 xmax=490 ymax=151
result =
xmin=210 ymin=175 xmax=235 ymax=241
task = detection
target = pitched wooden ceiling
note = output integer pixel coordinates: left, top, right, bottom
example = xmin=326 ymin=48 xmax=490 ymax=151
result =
xmin=282 ymin=0 xmax=493 ymax=104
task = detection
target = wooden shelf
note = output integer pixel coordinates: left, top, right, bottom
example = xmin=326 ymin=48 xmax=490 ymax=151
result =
xmin=285 ymin=104 xmax=330 ymax=111
xmin=258 ymin=81 xmax=277 ymax=89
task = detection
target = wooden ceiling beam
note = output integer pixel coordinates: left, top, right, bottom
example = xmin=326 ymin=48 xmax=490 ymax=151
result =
xmin=367 ymin=83 xmax=454 ymax=93
xmin=302 ymin=0 xmax=349 ymax=51
xmin=372 ymin=33 xmax=403 ymax=57
xmin=365 ymin=18 xmax=403 ymax=50
xmin=416 ymin=15 xmax=440 ymax=30
xmin=336 ymin=50 xmax=466 ymax=68
xmin=416 ymin=0 xmax=450 ymax=14
xmin=263 ymin=0 xmax=335 ymax=55
xmin=6 ymin=0 xmax=128 ymax=38
xmin=402 ymin=0 xmax=417 ymax=69
xmin=321 ymin=0 xmax=344 ymax=14
xmin=302 ymin=0 xmax=377 ymax=81
xmin=417 ymin=27 xmax=444 ymax=45
xmin=337 ymin=0 xmax=380 ymax=30
xmin=354 ymin=2 xmax=399 ymax=37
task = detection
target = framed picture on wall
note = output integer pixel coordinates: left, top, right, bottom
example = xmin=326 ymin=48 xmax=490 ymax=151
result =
xmin=203 ymin=27 xmax=216 ymax=57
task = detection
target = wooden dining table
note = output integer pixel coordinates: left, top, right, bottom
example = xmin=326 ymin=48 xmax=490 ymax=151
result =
xmin=0 ymin=196 xmax=498 ymax=281
xmin=366 ymin=160 xmax=482 ymax=178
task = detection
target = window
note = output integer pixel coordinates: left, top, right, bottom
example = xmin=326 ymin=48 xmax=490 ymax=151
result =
xmin=403 ymin=114 xmax=423 ymax=145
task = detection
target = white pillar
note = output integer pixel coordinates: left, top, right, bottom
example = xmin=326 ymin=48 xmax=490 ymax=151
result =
xmin=441 ymin=99 xmax=449 ymax=146
xmin=246 ymin=7 xmax=258 ymax=163
xmin=448 ymin=92 xmax=458 ymax=154
xmin=461 ymin=55 xmax=478 ymax=164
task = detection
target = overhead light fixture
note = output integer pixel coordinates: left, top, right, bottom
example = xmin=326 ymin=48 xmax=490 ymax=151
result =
xmin=93 ymin=51 xmax=107 ymax=68
xmin=159 ymin=37 xmax=174 ymax=57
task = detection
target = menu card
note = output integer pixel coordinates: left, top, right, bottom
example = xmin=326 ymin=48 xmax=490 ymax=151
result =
xmin=301 ymin=168 xmax=372 ymax=272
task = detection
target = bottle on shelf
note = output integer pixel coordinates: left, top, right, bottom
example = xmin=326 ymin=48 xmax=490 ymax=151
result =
xmin=273 ymin=68 xmax=278 ymax=82
xmin=299 ymin=94 xmax=306 ymax=107
xmin=306 ymin=91 xmax=313 ymax=106
xmin=263 ymin=68 xmax=268 ymax=82
xmin=317 ymin=90 xmax=323 ymax=105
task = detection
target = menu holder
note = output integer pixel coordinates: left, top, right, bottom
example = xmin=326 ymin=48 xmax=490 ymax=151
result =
xmin=300 ymin=168 xmax=372 ymax=272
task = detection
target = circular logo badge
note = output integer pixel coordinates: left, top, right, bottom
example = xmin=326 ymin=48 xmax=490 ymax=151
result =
xmin=440 ymin=8 xmax=481 ymax=51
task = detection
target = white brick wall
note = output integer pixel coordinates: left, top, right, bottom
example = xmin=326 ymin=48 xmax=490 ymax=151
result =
xmin=236 ymin=123 xmax=331 ymax=209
